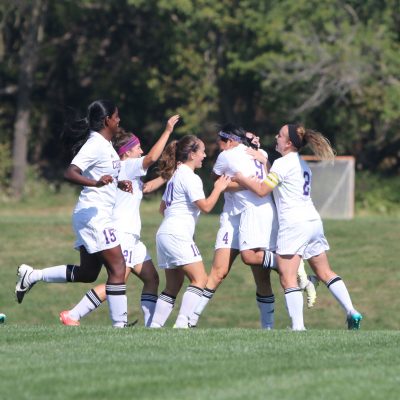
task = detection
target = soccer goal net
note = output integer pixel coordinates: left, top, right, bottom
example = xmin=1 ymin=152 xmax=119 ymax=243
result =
xmin=302 ymin=156 xmax=355 ymax=219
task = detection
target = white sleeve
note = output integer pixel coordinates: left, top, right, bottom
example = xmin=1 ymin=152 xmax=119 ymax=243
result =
xmin=71 ymin=142 xmax=98 ymax=172
xmin=186 ymin=174 xmax=205 ymax=203
xmin=123 ymin=157 xmax=147 ymax=179
xmin=259 ymin=148 xmax=269 ymax=160
xmin=270 ymin=157 xmax=285 ymax=184
xmin=213 ymin=152 xmax=227 ymax=176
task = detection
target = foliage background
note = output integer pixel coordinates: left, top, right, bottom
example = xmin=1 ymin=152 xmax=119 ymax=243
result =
xmin=1 ymin=0 xmax=399 ymax=202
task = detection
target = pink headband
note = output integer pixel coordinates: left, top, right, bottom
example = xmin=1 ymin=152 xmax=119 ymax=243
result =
xmin=118 ymin=135 xmax=140 ymax=155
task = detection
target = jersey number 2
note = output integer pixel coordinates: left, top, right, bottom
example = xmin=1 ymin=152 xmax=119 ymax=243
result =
xmin=303 ymin=171 xmax=310 ymax=196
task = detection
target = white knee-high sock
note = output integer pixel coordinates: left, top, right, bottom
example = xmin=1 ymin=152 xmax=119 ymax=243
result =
xmin=189 ymin=287 xmax=215 ymax=326
xmin=175 ymin=285 xmax=203 ymax=328
xmin=256 ymin=293 xmax=275 ymax=329
xmin=326 ymin=276 xmax=355 ymax=314
xmin=284 ymin=288 xmax=305 ymax=330
xmin=105 ymin=283 xmax=127 ymax=328
xmin=69 ymin=289 xmax=103 ymax=321
xmin=150 ymin=292 xmax=176 ymax=328
xmin=29 ymin=265 xmax=68 ymax=283
xmin=141 ymin=293 xmax=158 ymax=327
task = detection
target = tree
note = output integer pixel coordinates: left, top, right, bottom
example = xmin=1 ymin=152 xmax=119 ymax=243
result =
xmin=10 ymin=0 xmax=47 ymax=199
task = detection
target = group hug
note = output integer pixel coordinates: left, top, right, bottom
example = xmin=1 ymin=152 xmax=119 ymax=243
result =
xmin=15 ymin=99 xmax=363 ymax=331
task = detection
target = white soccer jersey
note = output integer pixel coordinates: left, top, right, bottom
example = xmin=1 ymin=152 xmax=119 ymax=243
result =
xmin=157 ymin=164 xmax=205 ymax=239
xmin=72 ymin=131 xmax=121 ymax=213
xmin=112 ymin=157 xmax=147 ymax=236
xmin=268 ymin=152 xmax=320 ymax=226
xmin=213 ymin=144 xmax=271 ymax=215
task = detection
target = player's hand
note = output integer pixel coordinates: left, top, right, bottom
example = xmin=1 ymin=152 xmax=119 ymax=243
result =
xmin=246 ymin=147 xmax=267 ymax=164
xmin=96 ymin=175 xmax=114 ymax=187
xmin=232 ymin=172 xmax=244 ymax=184
xmin=246 ymin=132 xmax=260 ymax=149
xmin=118 ymin=180 xmax=133 ymax=193
xmin=214 ymin=174 xmax=231 ymax=192
xmin=165 ymin=114 xmax=180 ymax=134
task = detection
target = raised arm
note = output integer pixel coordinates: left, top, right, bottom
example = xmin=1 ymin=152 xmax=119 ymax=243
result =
xmin=142 ymin=115 xmax=180 ymax=170
xmin=195 ymin=175 xmax=231 ymax=213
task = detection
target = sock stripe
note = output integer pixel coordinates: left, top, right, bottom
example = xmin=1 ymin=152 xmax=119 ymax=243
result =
xmin=106 ymin=284 xmax=126 ymax=296
xmin=159 ymin=292 xmax=176 ymax=305
xmin=187 ymin=285 xmax=203 ymax=297
xmin=66 ymin=264 xmax=78 ymax=282
xmin=326 ymin=276 xmax=342 ymax=288
xmin=203 ymin=287 xmax=215 ymax=299
xmin=256 ymin=294 xmax=275 ymax=304
xmin=284 ymin=287 xmax=302 ymax=295
xmin=141 ymin=293 xmax=158 ymax=303
xmin=86 ymin=289 xmax=102 ymax=307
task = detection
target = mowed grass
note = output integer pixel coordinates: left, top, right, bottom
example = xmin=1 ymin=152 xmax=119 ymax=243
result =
xmin=1 ymin=327 xmax=400 ymax=400
xmin=0 ymin=196 xmax=399 ymax=329
xmin=0 ymin=196 xmax=399 ymax=399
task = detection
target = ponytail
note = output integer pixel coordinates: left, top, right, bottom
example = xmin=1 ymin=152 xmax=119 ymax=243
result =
xmin=61 ymin=99 xmax=116 ymax=157
xmin=293 ymin=125 xmax=335 ymax=161
xmin=157 ymin=134 xmax=201 ymax=180
xmin=157 ymin=140 xmax=178 ymax=180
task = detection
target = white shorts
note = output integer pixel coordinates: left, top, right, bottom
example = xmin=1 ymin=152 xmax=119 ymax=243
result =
xmin=277 ymin=219 xmax=330 ymax=259
xmin=239 ymin=203 xmax=278 ymax=251
xmin=214 ymin=212 xmax=240 ymax=250
xmin=73 ymin=208 xmax=120 ymax=254
xmin=120 ymin=232 xmax=151 ymax=269
xmin=156 ymin=233 xmax=202 ymax=269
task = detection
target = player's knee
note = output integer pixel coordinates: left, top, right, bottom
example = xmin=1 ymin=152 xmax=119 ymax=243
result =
xmin=74 ymin=269 xmax=99 ymax=283
xmin=240 ymin=252 xmax=252 ymax=265
xmin=212 ymin=268 xmax=228 ymax=283
xmin=143 ymin=269 xmax=160 ymax=290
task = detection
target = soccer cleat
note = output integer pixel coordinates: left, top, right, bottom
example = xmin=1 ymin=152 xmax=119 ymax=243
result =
xmin=173 ymin=323 xmax=189 ymax=329
xmin=305 ymin=275 xmax=319 ymax=308
xmin=59 ymin=311 xmax=80 ymax=326
xmin=347 ymin=311 xmax=363 ymax=330
xmin=297 ymin=259 xmax=308 ymax=290
xmin=15 ymin=264 xmax=35 ymax=304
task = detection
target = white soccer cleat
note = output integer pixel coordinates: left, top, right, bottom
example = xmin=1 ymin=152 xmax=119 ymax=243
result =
xmin=305 ymin=275 xmax=319 ymax=308
xmin=297 ymin=259 xmax=308 ymax=290
xmin=15 ymin=264 xmax=35 ymax=304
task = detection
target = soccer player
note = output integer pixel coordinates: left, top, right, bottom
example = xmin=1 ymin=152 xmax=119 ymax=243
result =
xmin=190 ymin=125 xmax=317 ymax=329
xmin=59 ymin=115 xmax=180 ymax=327
xmin=149 ymin=135 xmax=230 ymax=328
xmin=15 ymin=99 xmax=129 ymax=327
xmin=234 ymin=124 xmax=363 ymax=330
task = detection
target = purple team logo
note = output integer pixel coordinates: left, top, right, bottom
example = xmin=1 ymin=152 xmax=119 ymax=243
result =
xmin=112 ymin=160 xmax=121 ymax=169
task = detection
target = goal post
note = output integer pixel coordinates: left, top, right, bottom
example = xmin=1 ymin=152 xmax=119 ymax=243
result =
xmin=302 ymin=156 xmax=355 ymax=219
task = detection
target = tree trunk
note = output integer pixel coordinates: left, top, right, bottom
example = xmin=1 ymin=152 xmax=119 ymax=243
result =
xmin=11 ymin=0 xmax=46 ymax=199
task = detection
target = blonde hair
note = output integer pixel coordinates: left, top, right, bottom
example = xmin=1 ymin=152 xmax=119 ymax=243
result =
xmin=296 ymin=125 xmax=335 ymax=161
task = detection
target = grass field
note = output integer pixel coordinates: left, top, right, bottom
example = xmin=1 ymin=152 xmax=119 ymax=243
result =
xmin=1 ymin=196 xmax=399 ymax=399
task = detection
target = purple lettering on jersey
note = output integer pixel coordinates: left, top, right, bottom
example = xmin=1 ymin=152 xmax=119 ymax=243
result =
xmin=165 ymin=182 xmax=174 ymax=207
xmin=103 ymin=228 xmax=117 ymax=244
xmin=113 ymin=160 xmax=121 ymax=169
xmin=303 ymin=171 xmax=310 ymax=196
xmin=254 ymin=160 xmax=264 ymax=179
